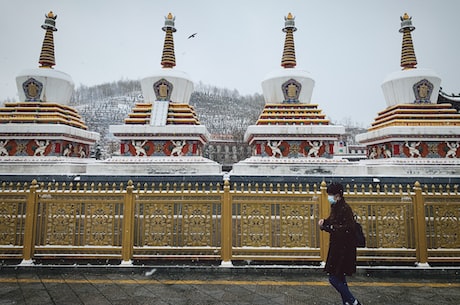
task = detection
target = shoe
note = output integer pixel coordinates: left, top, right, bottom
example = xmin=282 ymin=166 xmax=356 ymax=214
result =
xmin=345 ymin=301 xmax=362 ymax=305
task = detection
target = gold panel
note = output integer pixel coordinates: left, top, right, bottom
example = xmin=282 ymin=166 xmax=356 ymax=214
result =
xmin=85 ymin=203 xmax=115 ymax=246
xmin=1 ymin=181 xmax=459 ymax=263
xmin=348 ymin=195 xmax=415 ymax=249
xmin=433 ymin=205 xmax=458 ymax=248
xmin=134 ymin=193 xmax=221 ymax=251
xmin=143 ymin=203 xmax=174 ymax=246
xmin=375 ymin=205 xmax=411 ymax=247
xmin=241 ymin=203 xmax=271 ymax=247
xmin=280 ymin=204 xmax=318 ymax=247
xmin=425 ymin=197 xmax=460 ymax=249
xmin=36 ymin=193 xmax=124 ymax=249
xmin=45 ymin=202 xmax=76 ymax=245
xmin=182 ymin=203 xmax=212 ymax=246
xmin=0 ymin=200 xmax=25 ymax=245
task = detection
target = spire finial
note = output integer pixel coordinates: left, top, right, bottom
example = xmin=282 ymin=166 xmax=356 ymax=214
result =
xmin=399 ymin=12 xmax=417 ymax=70
xmin=161 ymin=12 xmax=177 ymax=68
xmin=39 ymin=11 xmax=58 ymax=68
xmin=281 ymin=13 xmax=297 ymax=68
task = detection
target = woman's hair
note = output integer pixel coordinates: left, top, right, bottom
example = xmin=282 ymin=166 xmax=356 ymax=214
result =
xmin=327 ymin=182 xmax=344 ymax=196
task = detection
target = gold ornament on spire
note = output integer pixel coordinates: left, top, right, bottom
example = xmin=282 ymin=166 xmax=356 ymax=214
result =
xmin=399 ymin=12 xmax=417 ymax=70
xmin=39 ymin=11 xmax=58 ymax=68
xmin=161 ymin=12 xmax=177 ymax=68
xmin=281 ymin=13 xmax=297 ymax=68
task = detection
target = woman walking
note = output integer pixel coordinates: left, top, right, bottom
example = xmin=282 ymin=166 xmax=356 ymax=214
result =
xmin=318 ymin=182 xmax=362 ymax=305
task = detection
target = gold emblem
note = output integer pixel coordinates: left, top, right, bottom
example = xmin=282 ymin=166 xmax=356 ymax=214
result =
xmin=22 ymin=78 xmax=43 ymax=101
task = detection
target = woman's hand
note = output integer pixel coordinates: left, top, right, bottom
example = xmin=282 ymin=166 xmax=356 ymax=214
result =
xmin=318 ymin=219 xmax=324 ymax=226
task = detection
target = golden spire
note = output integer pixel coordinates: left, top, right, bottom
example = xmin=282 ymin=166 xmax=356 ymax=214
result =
xmin=281 ymin=12 xmax=297 ymax=68
xmin=39 ymin=11 xmax=58 ymax=68
xmin=161 ymin=12 xmax=177 ymax=68
xmin=399 ymin=13 xmax=417 ymax=70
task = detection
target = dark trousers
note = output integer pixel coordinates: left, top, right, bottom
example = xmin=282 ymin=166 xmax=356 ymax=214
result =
xmin=329 ymin=274 xmax=356 ymax=305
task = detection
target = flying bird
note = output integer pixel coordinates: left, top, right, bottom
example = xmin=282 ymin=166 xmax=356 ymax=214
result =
xmin=187 ymin=33 xmax=197 ymax=39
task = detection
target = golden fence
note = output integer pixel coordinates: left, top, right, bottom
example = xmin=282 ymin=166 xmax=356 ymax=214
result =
xmin=0 ymin=180 xmax=458 ymax=265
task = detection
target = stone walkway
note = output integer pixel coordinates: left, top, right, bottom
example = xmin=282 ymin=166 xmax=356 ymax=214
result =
xmin=0 ymin=266 xmax=458 ymax=305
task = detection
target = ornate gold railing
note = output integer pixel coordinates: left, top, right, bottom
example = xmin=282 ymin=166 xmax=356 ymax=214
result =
xmin=0 ymin=180 xmax=458 ymax=265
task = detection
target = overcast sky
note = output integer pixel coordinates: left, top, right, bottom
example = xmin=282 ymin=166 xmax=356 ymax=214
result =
xmin=1 ymin=0 xmax=459 ymax=127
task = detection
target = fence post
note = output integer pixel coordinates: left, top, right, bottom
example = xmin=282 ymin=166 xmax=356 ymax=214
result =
xmin=22 ymin=180 xmax=38 ymax=264
xmin=220 ymin=179 xmax=232 ymax=266
xmin=319 ymin=181 xmax=330 ymax=263
xmin=413 ymin=181 xmax=428 ymax=266
xmin=121 ymin=180 xmax=135 ymax=265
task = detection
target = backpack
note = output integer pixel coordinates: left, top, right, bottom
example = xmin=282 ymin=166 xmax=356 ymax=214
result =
xmin=354 ymin=221 xmax=366 ymax=248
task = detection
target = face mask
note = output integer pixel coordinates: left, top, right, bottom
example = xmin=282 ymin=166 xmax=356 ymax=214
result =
xmin=327 ymin=195 xmax=336 ymax=205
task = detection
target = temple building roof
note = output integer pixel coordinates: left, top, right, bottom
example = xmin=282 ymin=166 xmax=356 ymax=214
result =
xmin=438 ymin=90 xmax=460 ymax=112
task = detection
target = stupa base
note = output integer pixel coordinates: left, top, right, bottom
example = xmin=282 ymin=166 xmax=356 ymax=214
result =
xmin=86 ymin=156 xmax=222 ymax=175
xmin=231 ymin=156 xmax=460 ymax=177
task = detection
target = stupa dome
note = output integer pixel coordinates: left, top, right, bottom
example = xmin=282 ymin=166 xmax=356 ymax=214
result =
xmin=16 ymin=68 xmax=74 ymax=105
xmin=261 ymin=68 xmax=315 ymax=104
xmin=141 ymin=68 xmax=193 ymax=104
xmin=381 ymin=68 xmax=441 ymax=106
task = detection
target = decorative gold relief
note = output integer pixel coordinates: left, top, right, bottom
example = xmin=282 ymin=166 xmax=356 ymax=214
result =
xmin=432 ymin=205 xmax=459 ymax=248
xmin=45 ymin=203 xmax=76 ymax=245
xmin=1 ymin=181 xmax=460 ymax=263
xmin=280 ymin=205 xmax=307 ymax=247
xmin=143 ymin=203 xmax=174 ymax=246
xmin=85 ymin=203 xmax=114 ymax=246
xmin=349 ymin=196 xmax=415 ymax=249
xmin=377 ymin=206 xmax=408 ymax=247
xmin=0 ymin=202 xmax=19 ymax=245
xmin=241 ymin=204 xmax=270 ymax=247
xmin=183 ymin=203 xmax=212 ymax=246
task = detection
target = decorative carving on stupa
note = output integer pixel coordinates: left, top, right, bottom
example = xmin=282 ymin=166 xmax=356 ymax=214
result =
xmin=22 ymin=78 xmax=43 ymax=102
xmin=413 ymin=79 xmax=433 ymax=103
xmin=154 ymin=79 xmax=173 ymax=101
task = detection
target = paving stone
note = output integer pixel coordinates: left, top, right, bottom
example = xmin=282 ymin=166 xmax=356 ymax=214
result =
xmin=0 ymin=267 xmax=458 ymax=305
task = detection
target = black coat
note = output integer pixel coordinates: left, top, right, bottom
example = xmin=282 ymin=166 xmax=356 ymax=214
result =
xmin=320 ymin=198 xmax=357 ymax=276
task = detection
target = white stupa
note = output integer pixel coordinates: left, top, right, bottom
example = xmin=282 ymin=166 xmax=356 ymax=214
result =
xmin=101 ymin=13 xmax=220 ymax=175
xmin=355 ymin=13 xmax=460 ymax=176
xmin=0 ymin=11 xmax=99 ymax=174
xmin=232 ymin=13 xmax=348 ymax=176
